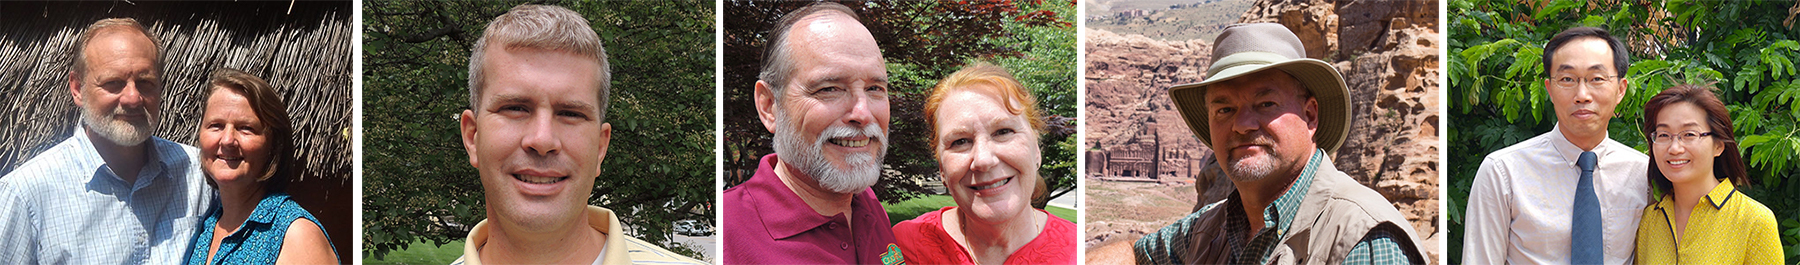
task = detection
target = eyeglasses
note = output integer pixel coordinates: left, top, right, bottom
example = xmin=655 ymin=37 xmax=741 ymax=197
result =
xmin=1552 ymin=75 xmax=1618 ymax=89
xmin=1649 ymin=130 xmax=1713 ymax=146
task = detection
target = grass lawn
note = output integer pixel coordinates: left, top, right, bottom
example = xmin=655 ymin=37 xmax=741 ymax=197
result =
xmin=364 ymin=240 xmax=463 ymax=265
xmin=884 ymin=195 xmax=1078 ymax=225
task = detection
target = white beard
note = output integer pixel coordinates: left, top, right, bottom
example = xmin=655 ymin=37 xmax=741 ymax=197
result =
xmin=80 ymin=101 xmax=156 ymax=146
xmin=772 ymin=111 xmax=886 ymax=194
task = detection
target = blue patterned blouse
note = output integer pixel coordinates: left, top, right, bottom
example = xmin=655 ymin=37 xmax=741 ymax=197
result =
xmin=184 ymin=192 xmax=334 ymax=265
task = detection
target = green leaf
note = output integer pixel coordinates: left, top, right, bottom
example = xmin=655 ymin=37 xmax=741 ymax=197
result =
xmin=1534 ymin=0 xmax=1582 ymax=21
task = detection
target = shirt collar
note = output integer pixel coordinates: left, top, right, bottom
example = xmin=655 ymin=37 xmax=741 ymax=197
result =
xmin=747 ymin=154 xmax=857 ymax=240
xmin=1651 ymin=181 xmax=1739 ymax=211
xmin=245 ymin=192 xmax=292 ymax=225
xmin=1704 ymin=181 xmax=1739 ymax=209
xmin=461 ymin=205 xmax=633 ymax=265
xmin=1262 ymin=148 xmax=1324 ymax=237
xmin=1546 ymin=125 xmax=1617 ymax=168
xmin=70 ymin=123 xmax=182 ymax=186
xmin=1221 ymin=148 xmax=1326 ymax=262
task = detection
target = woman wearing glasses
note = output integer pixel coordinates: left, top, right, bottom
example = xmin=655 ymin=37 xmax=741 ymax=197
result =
xmin=1633 ymin=84 xmax=1782 ymax=263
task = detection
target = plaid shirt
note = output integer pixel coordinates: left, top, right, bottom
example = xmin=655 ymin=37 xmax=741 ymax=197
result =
xmin=0 ymin=128 xmax=215 ymax=264
xmin=1137 ymin=150 xmax=1409 ymax=264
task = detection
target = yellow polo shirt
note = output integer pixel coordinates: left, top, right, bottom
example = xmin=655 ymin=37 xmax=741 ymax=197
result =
xmin=1634 ymin=181 xmax=1783 ymax=264
xmin=452 ymin=205 xmax=708 ymax=265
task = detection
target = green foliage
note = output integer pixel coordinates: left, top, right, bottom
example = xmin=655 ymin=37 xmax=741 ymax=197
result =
xmin=1449 ymin=0 xmax=1800 ymax=263
xmin=722 ymin=0 xmax=1078 ymax=206
xmin=362 ymin=1 xmax=714 ymax=261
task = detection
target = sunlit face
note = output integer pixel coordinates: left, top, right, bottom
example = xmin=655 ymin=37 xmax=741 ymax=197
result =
xmin=1651 ymin=102 xmax=1724 ymax=187
xmin=757 ymin=12 xmax=890 ymax=194
xmin=1545 ymin=38 xmax=1627 ymax=140
xmin=200 ymin=88 xmax=271 ymax=191
xmin=461 ymin=46 xmax=612 ymax=233
xmin=934 ymin=87 xmax=1041 ymax=225
xmin=73 ymin=28 xmax=163 ymax=146
xmin=1204 ymin=69 xmax=1318 ymax=183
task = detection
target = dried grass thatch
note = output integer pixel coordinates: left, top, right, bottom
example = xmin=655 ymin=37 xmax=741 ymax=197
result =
xmin=0 ymin=2 xmax=351 ymax=182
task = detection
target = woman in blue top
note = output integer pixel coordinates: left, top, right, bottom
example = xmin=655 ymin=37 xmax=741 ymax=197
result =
xmin=185 ymin=68 xmax=337 ymax=264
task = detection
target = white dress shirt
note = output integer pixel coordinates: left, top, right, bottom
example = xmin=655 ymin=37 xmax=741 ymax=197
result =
xmin=1464 ymin=126 xmax=1650 ymax=265
xmin=0 ymin=126 xmax=215 ymax=264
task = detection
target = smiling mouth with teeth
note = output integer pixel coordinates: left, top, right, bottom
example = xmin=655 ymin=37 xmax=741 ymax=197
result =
xmin=829 ymin=138 xmax=871 ymax=147
xmin=514 ymin=174 xmax=567 ymax=184
xmin=971 ymin=177 xmax=1012 ymax=191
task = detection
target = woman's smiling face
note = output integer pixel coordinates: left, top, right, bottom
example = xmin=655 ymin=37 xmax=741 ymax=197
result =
xmin=934 ymin=86 xmax=1042 ymax=225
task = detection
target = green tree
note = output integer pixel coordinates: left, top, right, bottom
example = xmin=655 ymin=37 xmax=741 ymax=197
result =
xmin=1448 ymin=0 xmax=1800 ymax=263
xmin=722 ymin=0 xmax=1078 ymax=207
xmin=362 ymin=1 xmax=715 ymax=260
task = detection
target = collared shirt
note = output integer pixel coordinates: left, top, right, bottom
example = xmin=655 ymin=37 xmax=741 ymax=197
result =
xmin=0 ymin=127 xmax=215 ymax=264
xmin=452 ymin=205 xmax=707 ymax=265
xmin=721 ymin=154 xmax=905 ymax=265
xmin=184 ymin=192 xmax=333 ymax=264
xmin=1136 ymin=149 xmax=1408 ymax=264
xmin=1635 ymin=181 xmax=1783 ymax=264
xmin=1464 ymin=126 xmax=1650 ymax=265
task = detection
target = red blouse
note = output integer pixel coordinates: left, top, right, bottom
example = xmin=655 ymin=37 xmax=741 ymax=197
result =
xmin=893 ymin=207 xmax=1076 ymax=265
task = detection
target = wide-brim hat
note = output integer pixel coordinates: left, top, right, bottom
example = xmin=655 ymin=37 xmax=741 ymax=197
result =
xmin=1168 ymin=23 xmax=1351 ymax=154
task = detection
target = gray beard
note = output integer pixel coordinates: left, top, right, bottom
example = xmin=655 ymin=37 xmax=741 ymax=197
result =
xmin=80 ymin=102 xmax=156 ymax=146
xmin=772 ymin=111 xmax=886 ymax=194
xmin=1224 ymin=152 xmax=1277 ymax=183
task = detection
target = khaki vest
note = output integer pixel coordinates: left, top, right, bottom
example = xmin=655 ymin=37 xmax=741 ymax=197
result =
xmin=1182 ymin=157 xmax=1426 ymax=265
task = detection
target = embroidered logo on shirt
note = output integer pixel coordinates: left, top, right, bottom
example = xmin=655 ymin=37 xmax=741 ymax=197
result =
xmin=882 ymin=243 xmax=906 ymax=265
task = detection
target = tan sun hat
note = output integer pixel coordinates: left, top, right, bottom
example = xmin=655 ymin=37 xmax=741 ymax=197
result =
xmin=1168 ymin=23 xmax=1351 ymax=154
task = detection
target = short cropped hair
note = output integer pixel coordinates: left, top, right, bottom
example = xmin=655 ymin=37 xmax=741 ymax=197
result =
xmin=1640 ymin=84 xmax=1748 ymax=195
xmin=72 ymin=18 xmax=164 ymax=80
xmin=468 ymin=4 xmax=612 ymax=122
xmin=204 ymin=68 xmax=296 ymax=192
xmin=1543 ymin=27 xmax=1629 ymax=78
xmin=758 ymin=2 xmax=860 ymax=103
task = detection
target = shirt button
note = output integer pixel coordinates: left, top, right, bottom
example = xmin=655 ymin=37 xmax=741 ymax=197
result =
xmin=841 ymin=243 xmax=850 ymax=250
xmin=827 ymin=223 xmax=837 ymax=230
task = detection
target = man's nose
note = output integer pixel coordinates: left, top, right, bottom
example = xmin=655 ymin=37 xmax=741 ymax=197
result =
xmin=118 ymin=80 xmax=145 ymax=109
xmin=1231 ymin=110 xmax=1262 ymax=135
xmin=842 ymin=90 xmax=876 ymax=127
xmin=1572 ymin=83 xmax=1595 ymax=105
xmin=521 ymin=112 xmax=561 ymax=156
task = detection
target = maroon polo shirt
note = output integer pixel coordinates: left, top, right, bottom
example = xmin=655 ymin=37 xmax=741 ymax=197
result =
xmin=722 ymin=154 xmax=905 ymax=265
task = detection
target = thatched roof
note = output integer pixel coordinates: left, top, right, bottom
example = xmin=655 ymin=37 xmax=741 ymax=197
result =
xmin=0 ymin=2 xmax=351 ymax=182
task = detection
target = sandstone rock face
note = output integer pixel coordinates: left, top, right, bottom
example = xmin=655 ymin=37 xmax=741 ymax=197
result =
xmin=1083 ymin=28 xmax=1215 ymax=178
xmin=1083 ymin=0 xmax=1443 ymax=261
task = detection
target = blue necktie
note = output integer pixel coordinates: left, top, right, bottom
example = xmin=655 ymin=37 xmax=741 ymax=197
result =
xmin=1572 ymin=151 xmax=1602 ymax=264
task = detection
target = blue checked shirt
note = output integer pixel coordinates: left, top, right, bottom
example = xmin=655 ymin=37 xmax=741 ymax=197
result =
xmin=0 ymin=128 xmax=216 ymax=264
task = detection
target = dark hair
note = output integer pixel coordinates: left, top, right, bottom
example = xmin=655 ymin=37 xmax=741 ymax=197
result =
xmin=1640 ymin=84 xmax=1747 ymax=195
xmin=758 ymin=2 xmax=862 ymax=99
xmin=203 ymin=68 xmax=296 ymax=192
xmin=1543 ymin=27 xmax=1629 ymax=78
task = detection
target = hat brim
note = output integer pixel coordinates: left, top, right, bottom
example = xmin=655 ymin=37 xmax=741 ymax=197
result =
xmin=1168 ymin=54 xmax=1351 ymax=155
